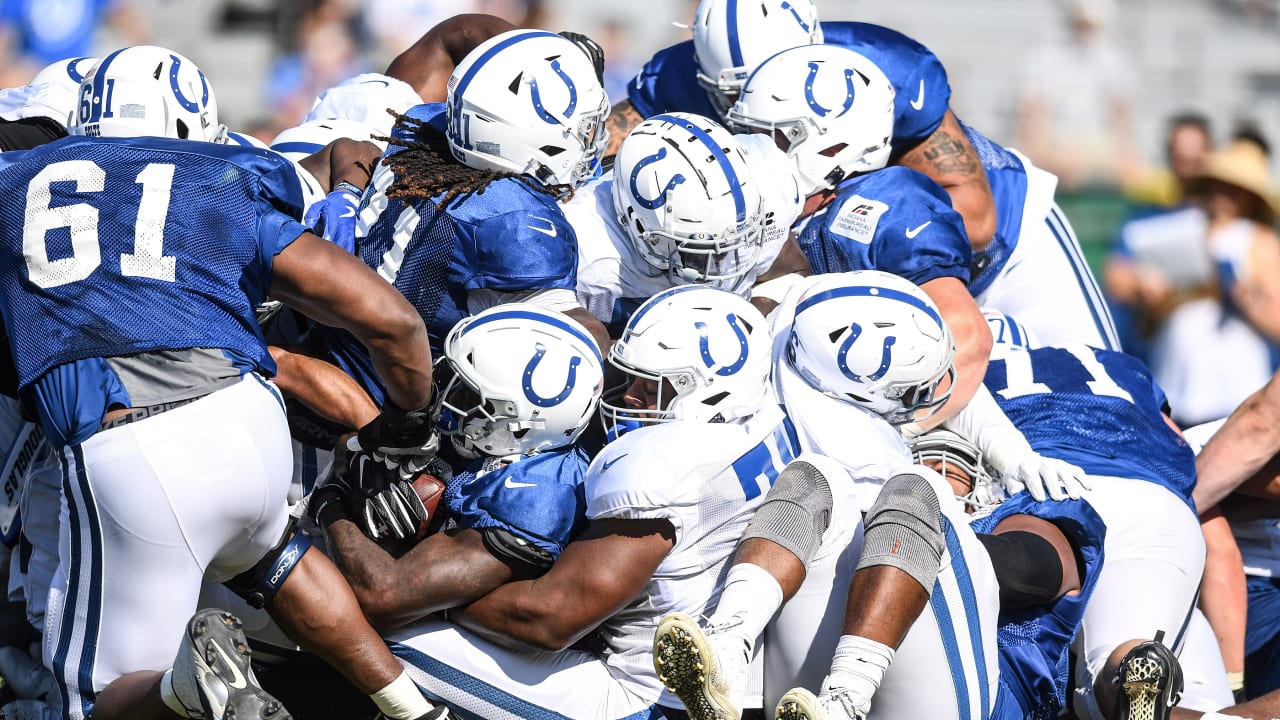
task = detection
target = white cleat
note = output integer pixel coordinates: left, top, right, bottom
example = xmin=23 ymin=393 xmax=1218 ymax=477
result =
xmin=774 ymin=685 xmax=868 ymax=720
xmin=170 ymin=609 xmax=291 ymax=720
xmin=652 ymin=612 xmax=748 ymax=720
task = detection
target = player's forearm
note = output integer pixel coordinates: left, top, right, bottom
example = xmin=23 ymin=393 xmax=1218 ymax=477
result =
xmin=453 ymin=580 xmax=588 ymax=652
xmin=323 ymin=518 xmax=406 ymax=627
xmin=327 ymin=521 xmax=515 ymax=631
xmin=918 ymin=277 xmax=992 ymax=429
xmin=1194 ymin=372 xmax=1280 ymax=512
xmin=897 ymin=110 xmax=995 ymax=251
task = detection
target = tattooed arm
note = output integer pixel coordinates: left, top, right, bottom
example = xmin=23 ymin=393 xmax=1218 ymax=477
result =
xmin=604 ymin=99 xmax=645 ymax=156
xmin=897 ymin=109 xmax=996 ymax=252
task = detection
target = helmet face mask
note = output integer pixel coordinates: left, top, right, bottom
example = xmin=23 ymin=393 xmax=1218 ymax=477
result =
xmin=726 ymin=45 xmax=896 ymax=196
xmin=446 ymin=30 xmax=610 ymax=191
xmin=599 ymin=286 xmax=771 ymax=440
xmin=70 ymin=46 xmax=225 ymax=142
xmin=434 ymin=305 xmax=604 ymax=459
xmin=787 ymin=271 xmax=956 ymax=426
xmin=910 ymin=429 xmax=1003 ymax=511
xmin=613 ymin=112 xmax=766 ymax=292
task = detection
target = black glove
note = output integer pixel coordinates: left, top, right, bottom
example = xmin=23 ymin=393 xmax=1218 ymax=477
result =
xmin=355 ymin=401 xmax=439 ymax=459
xmin=314 ymin=440 xmax=430 ymax=542
xmin=559 ymin=31 xmax=605 ymax=84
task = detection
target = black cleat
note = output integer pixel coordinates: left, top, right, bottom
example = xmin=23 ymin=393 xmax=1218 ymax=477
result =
xmin=1113 ymin=632 xmax=1183 ymax=720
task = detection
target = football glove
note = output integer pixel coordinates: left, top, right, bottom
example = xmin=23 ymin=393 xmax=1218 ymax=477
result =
xmin=999 ymin=454 xmax=1091 ymax=502
xmin=355 ymin=400 xmax=439 ymax=459
xmin=302 ymin=181 xmax=361 ymax=253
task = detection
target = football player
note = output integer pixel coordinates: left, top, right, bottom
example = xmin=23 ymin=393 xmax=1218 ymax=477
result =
xmin=369 ymin=287 xmax=795 ymax=718
xmin=0 ymin=56 xmax=98 ymax=150
xmin=653 ymin=272 xmax=1099 ymax=720
xmin=0 ymin=45 xmax=445 ymax=720
xmin=565 ymin=111 xmax=799 ymax=332
xmin=727 ymin=45 xmax=992 ymax=429
xmin=617 ymin=0 xmax=1119 ymax=351
xmin=316 ymin=304 xmax=604 ymax=626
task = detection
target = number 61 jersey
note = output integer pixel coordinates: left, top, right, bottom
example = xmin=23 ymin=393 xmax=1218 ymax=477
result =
xmin=0 ymin=136 xmax=308 ymax=445
xmin=984 ymin=344 xmax=1196 ymax=506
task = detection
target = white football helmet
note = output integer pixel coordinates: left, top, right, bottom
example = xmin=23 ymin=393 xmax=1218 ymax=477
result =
xmin=726 ymin=44 xmax=896 ymax=197
xmin=70 ymin=45 xmax=225 ymax=142
xmin=692 ymin=0 xmax=823 ymax=116
xmin=436 ymin=304 xmax=604 ymax=458
xmin=982 ymin=308 xmax=1039 ymax=360
xmin=0 ymin=56 xmax=98 ymax=125
xmin=909 ymin=429 xmax=1003 ymax=511
xmin=612 ymin=112 xmax=765 ymax=292
xmin=787 ymin=271 xmax=955 ymax=425
xmin=446 ymin=29 xmax=609 ymax=190
xmin=600 ymin=286 xmax=772 ymax=436
xmin=269 ymin=118 xmax=382 ymax=161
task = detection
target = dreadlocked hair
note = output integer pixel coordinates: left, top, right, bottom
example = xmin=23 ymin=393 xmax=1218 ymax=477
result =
xmin=379 ymin=111 xmax=575 ymax=209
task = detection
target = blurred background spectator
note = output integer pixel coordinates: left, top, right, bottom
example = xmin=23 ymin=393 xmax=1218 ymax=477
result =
xmin=0 ymin=0 xmax=149 ymax=87
xmin=1106 ymin=135 xmax=1280 ymax=427
xmin=1016 ymin=0 xmax=1137 ymax=190
xmin=1123 ymin=111 xmax=1215 ymax=209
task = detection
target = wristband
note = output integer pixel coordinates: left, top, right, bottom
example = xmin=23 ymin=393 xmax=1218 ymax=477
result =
xmin=333 ymin=181 xmax=363 ymax=196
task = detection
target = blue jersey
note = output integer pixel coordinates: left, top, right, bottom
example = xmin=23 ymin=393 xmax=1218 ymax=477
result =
xmin=627 ymin=21 xmax=950 ymax=155
xmin=972 ymin=495 xmax=1106 ymax=720
xmin=443 ymin=447 xmax=589 ymax=569
xmin=358 ymin=122 xmax=579 ymax=344
xmin=797 ymin=166 xmax=971 ymax=286
xmin=984 ymin=345 xmax=1195 ymax=505
xmin=0 ymin=136 xmax=306 ymax=446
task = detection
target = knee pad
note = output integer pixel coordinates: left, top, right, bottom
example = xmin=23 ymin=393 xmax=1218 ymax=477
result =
xmin=224 ymin=519 xmax=314 ymax=610
xmin=976 ymin=529 xmax=1064 ymax=608
xmin=742 ymin=459 xmax=833 ymax=567
xmin=856 ymin=471 xmax=945 ymax=592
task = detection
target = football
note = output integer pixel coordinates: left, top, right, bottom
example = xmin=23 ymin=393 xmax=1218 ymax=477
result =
xmin=410 ymin=472 xmax=447 ymax=541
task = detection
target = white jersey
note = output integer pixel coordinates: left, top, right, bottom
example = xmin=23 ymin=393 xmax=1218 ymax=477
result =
xmin=305 ymin=73 xmax=423 ymax=138
xmin=565 ymin=168 xmax=794 ymax=324
xmin=767 ymin=275 xmax=914 ymax=512
xmin=587 ymin=402 xmax=798 ymax=705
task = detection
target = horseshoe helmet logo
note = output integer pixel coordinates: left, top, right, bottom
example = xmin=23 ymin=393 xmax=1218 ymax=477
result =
xmin=523 ymin=342 xmax=582 ymax=407
xmin=168 ymin=54 xmax=210 ymax=113
xmin=804 ymin=62 xmax=856 ymax=118
xmin=836 ymin=323 xmax=896 ymax=382
xmin=697 ymin=314 xmax=750 ymax=376
xmin=628 ymin=146 xmax=687 ymax=210
xmin=529 ymin=58 xmax=578 ymax=124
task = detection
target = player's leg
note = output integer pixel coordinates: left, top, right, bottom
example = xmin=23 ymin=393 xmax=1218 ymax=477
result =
xmin=763 ymin=455 xmax=864 ymax=711
xmin=1073 ymin=477 xmax=1207 ymax=720
xmin=653 ymin=456 xmax=844 ymax=719
xmin=1178 ymin=609 xmax=1235 ymax=712
xmin=387 ymin=616 xmax=660 ymax=720
xmin=51 ymin=379 xmax=292 ymax=718
xmin=258 ymin=544 xmax=444 ymax=720
xmin=775 ymin=467 xmax=1003 ymax=720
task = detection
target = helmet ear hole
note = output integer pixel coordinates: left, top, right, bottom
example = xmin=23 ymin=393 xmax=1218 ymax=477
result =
xmin=175 ymin=119 xmax=190 ymax=140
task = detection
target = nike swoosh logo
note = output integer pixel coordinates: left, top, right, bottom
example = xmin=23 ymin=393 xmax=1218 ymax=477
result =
xmin=210 ymin=641 xmax=249 ymax=690
xmin=905 ymin=221 xmax=932 ymax=239
xmin=363 ymin=79 xmax=391 ymax=88
xmin=527 ymin=216 xmax=558 ymax=238
xmin=910 ymin=79 xmax=925 ymax=111
xmin=600 ymin=454 xmax=628 ymax=473
xmin=504 ymin=478 xmax=537 ymax=489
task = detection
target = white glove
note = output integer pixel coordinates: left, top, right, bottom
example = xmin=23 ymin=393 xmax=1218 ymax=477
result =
xmin=999 ymin=453 xmax=1091 ymax=502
